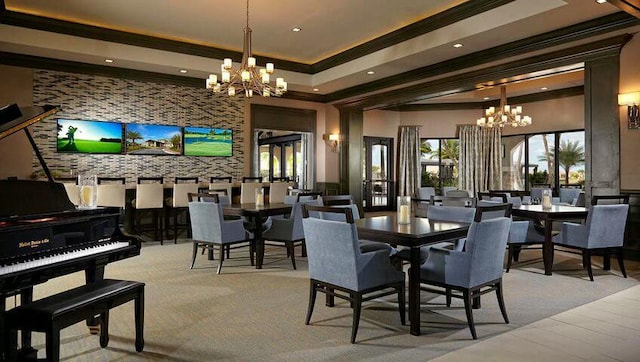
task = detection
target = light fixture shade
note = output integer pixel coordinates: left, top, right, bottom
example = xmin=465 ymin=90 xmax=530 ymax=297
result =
xmin=618 ymin=92 xmax=640 ymax=106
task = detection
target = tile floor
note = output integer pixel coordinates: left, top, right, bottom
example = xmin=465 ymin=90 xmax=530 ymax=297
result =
xmin=432 ymin=283 xmax=640 ymax=361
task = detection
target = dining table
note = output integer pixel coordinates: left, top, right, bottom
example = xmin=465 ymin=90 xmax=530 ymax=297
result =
xmin=355 ymin=215 xmax=470 ymax=336
xmin=223 ymin=202 xmax=292 ymax=269
xmin=511 ymin=204 xmax=588 ymax=275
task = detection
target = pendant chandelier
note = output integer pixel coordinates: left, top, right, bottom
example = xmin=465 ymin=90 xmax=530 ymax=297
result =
xmin=205 ymin=0 xmax=287 ymax=98
xmin=477 ymin=85 xmax=531 ymax=128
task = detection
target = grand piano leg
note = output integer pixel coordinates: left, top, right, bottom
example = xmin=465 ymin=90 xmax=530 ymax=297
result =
xmin=85 ymin=265 xmax=105 ymax=334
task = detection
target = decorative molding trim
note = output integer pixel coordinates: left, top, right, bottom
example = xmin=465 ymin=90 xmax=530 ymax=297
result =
xmin=334 ymin=35 xmax=631 ymax=110
xmin=325 ymin=12 xmax=640 ymax=103
xmin=0 ymin=0 xmax=513 ymax=74
xmin=311 ymin=0 xmax=515 ymax=72
xmin=384 ymin=86 xmax=584 ymax=112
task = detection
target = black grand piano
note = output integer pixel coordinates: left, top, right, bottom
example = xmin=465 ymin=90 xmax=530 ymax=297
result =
xmin=0 ymin=103 xmax=142 ymax=359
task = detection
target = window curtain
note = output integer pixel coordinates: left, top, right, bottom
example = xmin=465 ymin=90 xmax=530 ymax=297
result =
xmin=397 ymin=126 xmax=421 ymax=197
xmin=458 ymin=125 xmax=502 ymax=196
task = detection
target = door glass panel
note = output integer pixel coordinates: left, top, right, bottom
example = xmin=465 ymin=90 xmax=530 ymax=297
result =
xmin=440 ymin=139 xmax=459 ymax=189
xmin=284 ymin=143 xmax=294 ymax=179
xmin=558 ymin=131 xmax=585 ymax=187
xmin=259 ymin=145 xmax=270 ymax=180
xmin=528 ymin=134 xmax=555 ymax=188
xmin=371 ymin=143 xmax=388 ymax=207
xmin=272 ymin=144 xmax=282 ymax=179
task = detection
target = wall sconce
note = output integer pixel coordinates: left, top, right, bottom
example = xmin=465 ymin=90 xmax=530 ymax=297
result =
xmin=323 ymin=133 xmax=340 ymax=152
xmin=618 ymin=91 xmax=640 ymax=129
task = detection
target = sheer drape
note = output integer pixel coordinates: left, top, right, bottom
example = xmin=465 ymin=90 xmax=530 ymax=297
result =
xmin=458 ymin=125 xmax=502 ymax=196
xmin=397 ymin=126 xmax=421 ymax=198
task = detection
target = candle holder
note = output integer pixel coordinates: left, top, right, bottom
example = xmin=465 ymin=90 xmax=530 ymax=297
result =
xmin=397 ymin=196 xmax=411 ymax=224
xmin=78 ymin=174 xmax=97 ymax=209
xmin=541 ymin=189 xmax=552 ymax=210
xmin=255 ymin=187 xmax=265 ymax=206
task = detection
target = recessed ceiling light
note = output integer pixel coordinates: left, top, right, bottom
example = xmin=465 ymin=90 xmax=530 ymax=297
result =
xmin=313 ymin=88 xmax=319 ymax=92
xmin=104 ymin=59 xmax=114 ymax=63
xmin=595 ymin=0 xmax=607 ymax=4
xmin=483 ymin=97 xmax=490 ymax=100
xmin=541 ymin=87 xmax=548 ymax=90
xmin=292 ymin=27 xmax=302 ymax=32
xmin=180 ymin=69 xmax=187 ymax=74
xmin=366 ymin=71 xmax=375 ymax=75
xmin=453 ymin=43 xmax=463 ymax=48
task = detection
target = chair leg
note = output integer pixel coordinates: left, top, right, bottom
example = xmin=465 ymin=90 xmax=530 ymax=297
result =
xmin=288 ymin=241 xmax=297 ymax=270
xmin=398 ymin=284 xmax=406 ymax=326
xmin=326 ymin=288 xmax=335 ymax=307
xmin=190 ymin=242 xmax=198 ymax=269
xmin=173 ymin=210 xmax=178 ymax=244
xmin=301 ymin=241 xmax=307 ymax=257
xmin=462 ymin=289 xmax=477 ymax=340
xmin=249 ymin=242 xmax=255 ymax=266
xmin=305 ymin=280 xmax=317 ymax=325
xmin=506 ymin=245 xmax=513 ymax=272
xmin=617 ymin=247 xmax=627 ymax=278
xmin=584 ymin=249 xmax=594 ymax=281
xmin=216 ymin=244 xmax=225 ymax=274
xmin=446 ymin=288 xmax=452 ymax=307
xmin=351 ymin=292 xmax=363 ymax=344
xmin=495 ymin=281 xmax=509 ymax=324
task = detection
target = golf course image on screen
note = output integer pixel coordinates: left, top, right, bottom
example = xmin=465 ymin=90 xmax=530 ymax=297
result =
xmin=183 ymin=126 xmax=232 ymax=156
xmin=56 ymin=119 xmax=123 ymax=154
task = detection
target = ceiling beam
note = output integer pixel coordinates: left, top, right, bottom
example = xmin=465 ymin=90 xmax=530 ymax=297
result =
xmin=607 ymin=0 xmax=640 ymax=19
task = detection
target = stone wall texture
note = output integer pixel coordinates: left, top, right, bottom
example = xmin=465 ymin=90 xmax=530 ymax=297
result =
xmin=31 ymin=70 xmax=245 ymax=184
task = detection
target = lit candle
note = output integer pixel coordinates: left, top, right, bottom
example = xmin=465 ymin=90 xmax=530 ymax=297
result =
xmin=261 ymin=72 xmax=269 ymax=83
xmin=399 ymin=205 xmax=410 ymax=224
xmin=241 ymin=70 xmax=250 ymax=81
xmin=516 ymin=106 xmax=522 ymax=113
xmin=228 ymin=86 xmax=235 ymax=96
xmin=223 ymin=58 xmax=232 ymax=69
xmin=263 ymin=88 xmax=270 ymax=97
xmin=504 ymin=105 xmax=510 ymax=112
xmin=248 ymin=57 xmax=256 ymax=68
xmin=266 ymin=63 xmax=274 ymax=73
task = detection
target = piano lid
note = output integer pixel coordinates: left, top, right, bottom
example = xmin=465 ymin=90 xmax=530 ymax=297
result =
xmin=0 ymin=103 xmax=60 ymax=140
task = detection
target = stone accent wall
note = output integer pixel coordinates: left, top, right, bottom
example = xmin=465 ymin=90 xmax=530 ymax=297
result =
xmin=31 ymin=70 xmax=245 ymax=183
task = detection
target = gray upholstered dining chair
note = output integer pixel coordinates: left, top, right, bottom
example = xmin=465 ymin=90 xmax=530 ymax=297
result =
xmin=300 ymin=205 xmax=405 ymax=343
xmin=552 ymin=204 xmax=629 ymax=281
xmin=413 ymin=187 xmax=436 ymax=217
xmin=419 ymin=216 xmax=512 ymax=340
xmin=188 ymin=199 xmax=254 ymax=274
xmin=261 ymin=199 xmax=319 ymax=269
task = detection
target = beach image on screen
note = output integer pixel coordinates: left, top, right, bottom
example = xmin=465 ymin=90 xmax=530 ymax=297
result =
xmin=56 ymin=119 xmax=123 ymax=154
xmin=125 ymin=124 xmax=182 ymax=155
xmin=183 ymin=126 xmax=233 ymax=156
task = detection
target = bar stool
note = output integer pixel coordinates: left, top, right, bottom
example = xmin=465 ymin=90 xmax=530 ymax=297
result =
xmin=165 ymin=177 xmax=199 ymax=243
xmin=209 ymin=176 xmax=233 ymax=205
xmin=130 ymin=177 xmax=164 ymax=244
xmin=96 ymin=177 xmax=126 ymax=208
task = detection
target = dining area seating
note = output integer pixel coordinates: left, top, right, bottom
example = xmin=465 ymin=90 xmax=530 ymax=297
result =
xmin=301 ymin=205 xmax=405 ymax=343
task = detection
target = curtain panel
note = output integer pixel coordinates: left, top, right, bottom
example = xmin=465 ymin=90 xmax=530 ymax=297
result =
xmin=397 ymin=126 xmax=421 ymax=198
xmin=458 ymin=125 xmax=502 ymax=196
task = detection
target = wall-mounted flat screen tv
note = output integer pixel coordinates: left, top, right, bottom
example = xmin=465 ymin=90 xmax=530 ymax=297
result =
xmin=183 ymin=126 xmax=233 ymax=157
xmin=56 ymin=119 xmax=123 ymax=154
xmin=125 ymin=124 xmax=182 ymax=155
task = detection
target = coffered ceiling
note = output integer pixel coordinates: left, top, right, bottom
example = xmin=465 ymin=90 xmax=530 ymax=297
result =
xmin=1 ymin=0 xmax=639 ymax=109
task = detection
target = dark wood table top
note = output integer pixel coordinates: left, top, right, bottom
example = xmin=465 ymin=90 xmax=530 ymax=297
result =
xmin=223 ymin=202 xmax=292 ymax=217
xmin=512 ymin=204 xmax=588 ymax=220
xmin=355 ymin=215 xmax=469 ymax=247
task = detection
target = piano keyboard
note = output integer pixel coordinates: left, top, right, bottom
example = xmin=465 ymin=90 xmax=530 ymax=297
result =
xmin=0 ymin=242 xmax=131 ymax=276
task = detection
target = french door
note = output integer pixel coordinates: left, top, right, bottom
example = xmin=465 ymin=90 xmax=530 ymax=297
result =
xmin=363 ymin=136 xmax=394 ymax=212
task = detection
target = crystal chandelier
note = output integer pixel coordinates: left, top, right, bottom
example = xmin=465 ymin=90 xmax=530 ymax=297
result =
xmin=477 ymin=85 xmax=532 ymax=128
xmin=205 ymin=0 xmax=287 ymax=98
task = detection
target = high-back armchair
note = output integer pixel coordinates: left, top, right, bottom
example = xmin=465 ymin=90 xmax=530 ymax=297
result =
xmin=419 ymin=217 xmax=512 ymax=339
xmin=553 ymin=204 xmax=629 ymax=281
xmin=188 ymin=200 xmax=254 ymax=274
xmin=301 ymin=205 xmax=405 ymax=343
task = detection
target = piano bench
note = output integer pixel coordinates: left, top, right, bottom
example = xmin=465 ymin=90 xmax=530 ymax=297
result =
xmin=4 ymin=279 xmax=145 ymax=361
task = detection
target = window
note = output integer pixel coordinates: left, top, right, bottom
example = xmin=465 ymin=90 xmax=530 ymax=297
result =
xmin=420 ymin=138 xmax=459 ymax=191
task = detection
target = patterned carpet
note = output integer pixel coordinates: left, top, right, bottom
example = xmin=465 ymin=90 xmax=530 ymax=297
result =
xmin=12 ymin=240 xmax=640 ymax=361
